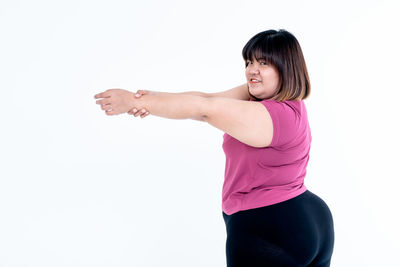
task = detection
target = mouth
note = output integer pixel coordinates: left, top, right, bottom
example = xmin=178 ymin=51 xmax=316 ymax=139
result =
xmin=249 ymin=78 xmax=261 ymax=84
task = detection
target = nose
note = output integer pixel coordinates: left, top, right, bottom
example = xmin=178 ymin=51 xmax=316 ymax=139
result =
xmin=247 ymin=63 xmax=260 ymax=74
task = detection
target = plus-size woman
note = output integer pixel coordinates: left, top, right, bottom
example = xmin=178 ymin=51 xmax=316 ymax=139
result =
xmin=94 ymin=29 xmax=335 ymax=267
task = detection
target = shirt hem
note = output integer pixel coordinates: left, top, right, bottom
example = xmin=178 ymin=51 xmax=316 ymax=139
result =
xmin=222 ymin=185 xmax=307 ymax=215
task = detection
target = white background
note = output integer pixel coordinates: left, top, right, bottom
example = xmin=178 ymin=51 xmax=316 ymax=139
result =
xmin=1 ymin=0 xmax=399 ymax=266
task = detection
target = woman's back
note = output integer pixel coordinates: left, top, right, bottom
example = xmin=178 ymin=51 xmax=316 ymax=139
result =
xmin=222 ymin=98 xmax=311 ymax=215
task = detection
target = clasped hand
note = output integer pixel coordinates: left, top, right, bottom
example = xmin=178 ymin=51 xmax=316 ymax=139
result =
xmin=94 ymin=88 xmax=150 ymax=118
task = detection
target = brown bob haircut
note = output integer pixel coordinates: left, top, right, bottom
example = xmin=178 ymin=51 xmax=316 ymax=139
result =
xmin=242 ymin=29 xmax=311 ymax=101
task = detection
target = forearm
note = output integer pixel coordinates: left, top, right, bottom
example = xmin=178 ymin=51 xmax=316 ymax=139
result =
xmin=134 ymin=91 xmax=207 ymax=120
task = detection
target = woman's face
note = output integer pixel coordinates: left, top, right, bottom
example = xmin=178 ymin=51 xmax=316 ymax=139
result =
xmin=245 ymin=58 xmax=280 ymax=100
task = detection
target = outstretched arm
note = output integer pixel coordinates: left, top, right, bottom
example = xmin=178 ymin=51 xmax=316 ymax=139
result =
xmin=95 ymin=83 xmax=249 ymax=121
xmin=134 ymin=90 xmax=274 ymax=147
xmin=94 ymin=89 xmax=208 ymax=121
xmin=128 ymin=83 xmax=249 ymax=119
xmin=94 ymin=87 xmax=273 ymax=147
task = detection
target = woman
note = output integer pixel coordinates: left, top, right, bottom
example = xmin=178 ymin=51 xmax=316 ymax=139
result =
xmin=94 ymin=29 xmax=335 ymax=267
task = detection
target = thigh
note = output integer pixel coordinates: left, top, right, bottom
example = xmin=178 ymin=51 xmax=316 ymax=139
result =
xmin=224 ymin=230 xmax=300 ymax=267
xmin=305 ymin=191 xmax=335 ymax=266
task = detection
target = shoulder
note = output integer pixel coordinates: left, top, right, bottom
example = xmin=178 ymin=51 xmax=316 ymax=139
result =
xmin=203 ymin=97 xmax=273 ymax=148
xmin=258 ymin=99 xmax=307 ymax=147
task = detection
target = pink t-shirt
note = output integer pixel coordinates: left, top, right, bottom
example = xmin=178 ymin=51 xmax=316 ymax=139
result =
xmin=221 ymin=98 xmax=312 ymax=215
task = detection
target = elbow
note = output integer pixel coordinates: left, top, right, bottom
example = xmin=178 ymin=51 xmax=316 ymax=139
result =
xmin=191 ymin=115 xmax=207 ymax=122
xmin=199 ymin=96 xmax=212 ymax=121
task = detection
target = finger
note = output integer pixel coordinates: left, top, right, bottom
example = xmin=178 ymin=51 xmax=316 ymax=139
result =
xmin=136 ymin=90 xmax=148 ymax=95
xmin=140 ymin=109 xmax=148 ymax=118
xmin=130 ymin=108 xmax=138 ymax=116
xmin=96 ymin=99 xmax=109 ymax=105
xmin=128 ymin=108 xmax=136 ymax=115
xmin=137 ymin=108 xmax=146 ymax=117
xmin=94 ymin=91 xmax=110 ymax=99
xmin=105 ymin=109 xmax=114 ymax=115
xmin=134 ymin=108 xmax=144 ymax=117
xmin=101 ymin=104 xmax=112 ymax=110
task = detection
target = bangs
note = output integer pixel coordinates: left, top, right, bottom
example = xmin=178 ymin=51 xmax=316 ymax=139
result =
xmin=242 ymin=34 xmax=275 ymax=65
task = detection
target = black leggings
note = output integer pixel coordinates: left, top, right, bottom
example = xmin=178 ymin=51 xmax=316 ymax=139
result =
xmin=222 ymin=190 xmax=334 ymax=267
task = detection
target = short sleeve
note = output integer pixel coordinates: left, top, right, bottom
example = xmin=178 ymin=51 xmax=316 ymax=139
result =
xmin=260 ymin=99 xmax=301 ymax=147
